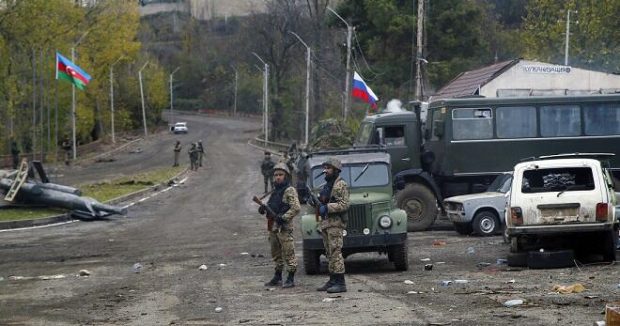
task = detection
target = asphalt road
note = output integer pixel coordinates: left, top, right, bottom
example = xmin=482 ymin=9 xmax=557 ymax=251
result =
xmin=1 ymin=114 xmax=619 ymax=325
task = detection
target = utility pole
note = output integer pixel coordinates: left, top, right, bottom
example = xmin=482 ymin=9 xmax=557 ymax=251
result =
xmin=327 ymin=7 xmax=353 ymax=121
xmin=110 ymin=56 xmax=124 ymax=144
xmin=564 ymin=10 xmax=577 ymax=66
xmin=288 ymin=31 xmax=311 ymax=147
xmin=70 ymin=30 xmax=89 ymax=160
xmin=415 ymin=0 xmax=425 ymax=101
xmin=230 ymin=65 xmax=238 ymax=117
xmin=252 ymin=52 xmax=269 ymax=143
xmin=169 ymin=66 xmax=180 ymax=125
xmin=139 ymin=61 xmax=150 ymax=137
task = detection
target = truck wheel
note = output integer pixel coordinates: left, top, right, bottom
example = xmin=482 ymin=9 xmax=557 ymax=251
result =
xmin=507 ymin=252 xmax=527 ymax=267
xmin=389 ymin=244 xmax=409 ymax=271
xmin=303 ymin=249 xmax=320 ymax=275
xmin=396 ymin=184 xmax=438 ymax=231
xmin=453 ymin=222 xmax=473 ymax=235
xmin=509 ymin=236 xmax=520 ymax=253
xmin=472 ymin=210 xmax=500 ymax=236
xmin=601 ymin=230 xmax=617 ymax=262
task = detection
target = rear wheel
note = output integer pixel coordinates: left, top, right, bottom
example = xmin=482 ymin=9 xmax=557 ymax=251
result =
xmin=389 ymin=243 xmax=409 ymax=271
xmin=303 ymin=249 xmax=320 ymax=275
xmin=472 ymin=210 xmax=500 ymax=236
xmin=396 ymin=184 xmax=438 ymax=232
xmin=453 ymin=222 xmax=473 ymax=235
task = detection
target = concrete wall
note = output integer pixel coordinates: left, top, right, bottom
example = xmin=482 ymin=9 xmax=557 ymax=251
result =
xmin=481 ymin=60 xmax=620 ymax=97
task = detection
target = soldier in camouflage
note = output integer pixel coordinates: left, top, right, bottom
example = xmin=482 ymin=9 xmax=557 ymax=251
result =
xmin=258 ymin=162 xmax=301 ymax=288
xmin=260 ymin=151 xmax=275 ymax=193
xmin=316 ymin=157 xmax=350 ymax=293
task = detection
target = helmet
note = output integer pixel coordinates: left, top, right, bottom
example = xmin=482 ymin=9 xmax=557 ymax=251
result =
xmin=273 ymin=162 xmax=290 ymax=175
xmin=322 ymin=157 xmax=342 ymax=171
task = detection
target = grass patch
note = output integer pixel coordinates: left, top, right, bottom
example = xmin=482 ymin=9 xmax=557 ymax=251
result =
xmin=0 ymin=166 xmax=185 ymax=222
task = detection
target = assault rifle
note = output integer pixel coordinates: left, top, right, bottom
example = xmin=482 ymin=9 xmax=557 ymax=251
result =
xmin=252 ymin=193 xmax=276 ymax=231
xmin=305 ymin=185 xmax=321 ymax=223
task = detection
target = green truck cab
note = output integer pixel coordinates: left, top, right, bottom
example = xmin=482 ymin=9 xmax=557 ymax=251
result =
xmin=300 ymin=148 xmax=409 ymax=274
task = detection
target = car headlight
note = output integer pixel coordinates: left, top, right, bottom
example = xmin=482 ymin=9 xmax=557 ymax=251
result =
xmin=379 ymin=215 xmax=392 ymax=229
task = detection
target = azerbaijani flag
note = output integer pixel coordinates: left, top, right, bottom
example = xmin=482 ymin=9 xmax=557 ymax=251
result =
xmin=352 ymin=71 xmax=379 ymax=109
xmin=56 ymin=52 xmax=91 ymax=91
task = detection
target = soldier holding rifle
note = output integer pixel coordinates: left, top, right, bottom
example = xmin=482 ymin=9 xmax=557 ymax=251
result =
xmin=254 ymin=163 xmax=300 ymax=288
xmin=311 ymin=157 xmax=349 ymax=293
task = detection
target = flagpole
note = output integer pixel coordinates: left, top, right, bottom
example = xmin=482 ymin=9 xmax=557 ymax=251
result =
xmin=71 ymin=47 xmax=77 ymax=160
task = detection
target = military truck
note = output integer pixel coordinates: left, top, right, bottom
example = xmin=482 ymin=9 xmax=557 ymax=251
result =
xmin=355 ymin=94 xmax=620 ymax=231
xmin=300 ymin=148 xmax=408 ymax=274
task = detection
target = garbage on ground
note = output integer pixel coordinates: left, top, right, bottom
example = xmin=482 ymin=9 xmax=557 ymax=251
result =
xmin=215 ymin=307 xmax=223 ymax=313
xmin=407 ymin=291 xmax=423 ymax=294
xmin=606 ymin=301 xmax=620 ymax=325
xmin=440 ymin=280 xmax=452 ymax=286
xmin=424 ymin=264 xmax=433 ymax=271
xmin=584 ymin=295 xmax=599 ymax=299
xmin=132 ymin=263 xmax=143 ymax=273
xmin=0 ymin=277 xmax=3 ymax=281
xmin=218 ymin=263 xmax=227 ymax=267
xmin=432 ymin=240 xmax=447 ymax=247
xmin=507 ymin=279 xmax=516 ymax=284
xmin=199 ymin=264 xmax=208 ymax=271
xmin=552 ymin=283 xmax=585 ymax=294
xmin=593 ymin=320 xmax=605 ymax=326
xmin=477 ymin=262 xmax=491 ymax=268
xmin=322 ymin=298 xmax=336 ymax=303
xmin=496 ymin=258 xmax=508 ymax=265
xmin=79 ymin=269 xmax=91 ymax=276
xmin=404 ymin=280 xmax=414 ymax=285
xmin=420 ymin=258 xmax=431 ymax=262
xmin=240 ymin=252 xmax=249 ymax=256
xmin=466 ymin=247 xmax=475 ymax=254
xmin=504 ymin=299 xmax=524 ymax=307
xmin=454 ymin=279 xmax=468 ymax=284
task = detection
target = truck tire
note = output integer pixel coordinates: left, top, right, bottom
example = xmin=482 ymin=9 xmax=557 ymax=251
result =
xmin=303 ymin=249 xmax=320 ymax=275
xmin=389 ymin=243 xmax=409 ymax=271
xmin=527 ymin=249 xmax=574 ymax=269
xmin=601 ymin=229 xmax=617 ymax=262
xmin=396 ymin=184 xmax=438 ymax=232
xmin=453 ymin=222 xmax=473 ymax=235
xmin=472 ymin=210 xmax=500 ymax=236
xmin=507 ymin=252 xmax=527 ymax=267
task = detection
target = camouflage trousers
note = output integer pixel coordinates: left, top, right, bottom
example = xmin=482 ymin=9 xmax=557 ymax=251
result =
xmin=321 ymin=218 xmax=346 ymax=274
xmin=268 ymin=228 xmax=297 ymax=273
xmin=263 ymin=176 xmax=273 ymax=193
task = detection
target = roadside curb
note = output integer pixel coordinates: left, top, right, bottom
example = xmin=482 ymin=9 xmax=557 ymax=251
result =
xmin=0 ymin=167 xmax=190 ymax=231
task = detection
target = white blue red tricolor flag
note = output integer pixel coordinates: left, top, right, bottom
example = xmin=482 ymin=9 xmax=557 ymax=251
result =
xmin=352 ymin=71 xmax=378 ymax=109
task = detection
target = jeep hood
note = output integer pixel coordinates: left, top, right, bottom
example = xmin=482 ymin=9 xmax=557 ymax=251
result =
xmin=350 ymin=192 xmax=392 ymax=205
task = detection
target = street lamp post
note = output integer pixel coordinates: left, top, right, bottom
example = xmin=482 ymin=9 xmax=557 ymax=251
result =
xmin=138 ymin=61 xmax=150 ymax=137
xmin=110 ymin=56 xmax=124 ymax=144
xmin=327 ymin=6 xmax=353 ymax=121
xmin=70 ymin=30 xmax=90 ymax=160
xmin=288 ymin=31 xmax=311 ymax=147
xmin=169 ymin=66 xmax=180 ymax=125
xmin=252 ymin=52 xmax=269 ymax=144
xmin=230 ymin=64 xmax=238 ymax=117
xmin=564 ymin=10 xmax=578 ymax=66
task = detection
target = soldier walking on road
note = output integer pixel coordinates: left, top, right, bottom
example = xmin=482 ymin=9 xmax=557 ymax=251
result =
xmin=61 ymin=135 xmax=72 ymax=166
xmin=197 ymin=140 xmax=204 ymax=167
xmin=316 ymin=157 xmax=350 ymax=293
xmin=260 ymin=151 xmax=275 ymax=193
xmin=188 ymin=143 xmax=199 ymax=171
xmin=173 ymin=140 xmax=182 ymax=167
xmin=10 ymin=137 xmax=20 ymax=169
xmin=258 ymin=163 xmax=301 ymax=288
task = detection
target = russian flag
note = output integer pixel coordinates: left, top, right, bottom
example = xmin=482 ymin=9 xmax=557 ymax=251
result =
xmin=352 ymin=71 xmax=378 ymax=109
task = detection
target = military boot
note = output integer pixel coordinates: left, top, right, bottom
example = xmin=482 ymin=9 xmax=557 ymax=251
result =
xmin=264 ymin=270 xmax=282 ymax=286
xmin=282 ymin=272 xmax=295 ymax=288
xmin=326 ymin=273 xmax=347 ymax=293
xmin=316 ymin=274 xmax=335 ymax=291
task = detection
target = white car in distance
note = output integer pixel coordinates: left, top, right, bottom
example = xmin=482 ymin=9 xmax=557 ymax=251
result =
xmin=172 ymin=122 xmax=188 ymax=134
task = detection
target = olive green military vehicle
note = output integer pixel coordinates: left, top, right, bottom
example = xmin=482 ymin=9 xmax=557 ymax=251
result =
xmin=300 ymin=148 xmax=409 ymax=274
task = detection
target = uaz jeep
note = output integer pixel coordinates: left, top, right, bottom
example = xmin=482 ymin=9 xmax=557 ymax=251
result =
xmin=300 ymin=148 xmax=409 ymax=274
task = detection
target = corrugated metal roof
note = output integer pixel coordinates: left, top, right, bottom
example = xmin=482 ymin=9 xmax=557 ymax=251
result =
xmin=432 ymin=59 xmax=519 ymax=100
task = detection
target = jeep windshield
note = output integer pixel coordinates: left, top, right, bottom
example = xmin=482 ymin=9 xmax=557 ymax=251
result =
xmin=521 ymin=167 xmax=594 ymax=193
xmin=354 ymin=122 xmax=374 ymax=145
xmin=310 ymin=163 xmax=390 ymax=188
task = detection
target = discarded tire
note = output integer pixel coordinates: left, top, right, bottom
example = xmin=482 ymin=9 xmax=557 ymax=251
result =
xmin=527 ymin=249 xmax=574 ymax=269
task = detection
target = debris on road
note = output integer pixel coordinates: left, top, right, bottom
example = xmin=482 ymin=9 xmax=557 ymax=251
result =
xmin=240 ymin=252 xmax=249 ymax=256
xmin=322 ymin=298 xmax=337 ymax=303
xmin=218 ymin=263 xmax=227 ymax=268
xmin=504 ymin=299 xmax=525 ymax=307
xmin=420 ymin=258 xmax=431 ymax=262
xmin=476 ymin=262 xmax=491 ymax=268
xmin=215 ymin=307 xmax=223 ymax=313
xmin=404 ymin=280 xmax=414 ymax=285
xmin=466 ymin=247 xmax=475 ymax=254
xmin=552 ymin=283 xmax=585 ymax=294
xmin=432 ymin=240 xmax=447 ymax=247
xmin=507 ymin=279 xmax=516 ymax=284
xmin=454 ymin=280 xmax=468 ymax=284
xmin=440 ymin=280 xmax=452 ymax=286
xmin=496 ymin=258 xmax=508 ymax=265
xmin=198 ymin=264 xmax=208 ymax=271
xmin=79 ymin=269 xmax=91 ymax=276
xmin=132 ymin=263 xmax=143 ymax=273
xmin=424 ymin=264 xmax=433 ymax=271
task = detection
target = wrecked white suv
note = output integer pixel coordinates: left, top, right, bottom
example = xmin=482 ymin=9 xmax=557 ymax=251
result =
xmin=506 ymin=154 xmax=618 ymax=261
